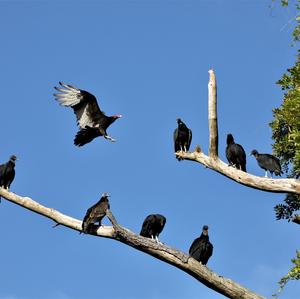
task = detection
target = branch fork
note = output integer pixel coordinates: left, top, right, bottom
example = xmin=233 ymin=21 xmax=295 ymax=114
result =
xmin=176 ymin=69 xmax=300 ymax=195
xmin=0 ymin=187 xmax=264 ymax=299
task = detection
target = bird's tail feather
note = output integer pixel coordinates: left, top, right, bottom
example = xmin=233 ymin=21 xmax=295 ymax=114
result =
xmin=74 ymin=127 xmax=99 ymax=147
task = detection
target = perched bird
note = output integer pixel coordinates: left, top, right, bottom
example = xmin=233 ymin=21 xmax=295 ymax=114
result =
xmin=140 ymin=214 xmax=166 ymax=243
xmin=174 ymin=118 xmax=192 ymax=161
xmin=251 ymin=149 xmax=283 ymax=178
xmin=82 ymin=193 xmax=110 ymax=234
xmin=189 ymin=225 xmax=213 ymax=265
xmin=54 ymin=82 xmax=122 ymax=146
xmin=226 ymin=134 xmax=247 ymax=172
xmin=0 ymin=155 xmax=17 ymax=202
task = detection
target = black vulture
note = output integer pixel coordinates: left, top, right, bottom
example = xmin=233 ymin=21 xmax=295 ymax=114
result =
xmin=0 ymin=155 xmax=17 ymax=202
xmin=251 ymin=149 xmax=283 ymax=177
xmin=226 ymin=134 xmax=247 ymax=172
xmin=189 ymin=225 xmax=213 ymax=265
xmin=54 ymin=82 xmax=122 ymax=146
xmin=174 ymin=118 xmax=192 ymax=161
xmin=140 ymin=214 xmax=166 ymax=243
xmin=82 ymin=193 xmax=110 ymax=234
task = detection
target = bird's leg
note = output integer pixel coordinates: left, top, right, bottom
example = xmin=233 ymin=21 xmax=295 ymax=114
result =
xmin=184 ymin=145 xmax=187 ymax=152
xmin=155 ymin=236 xmax=163 ymax=244
xmin=104 ymin=135 xmax=116 ymax=142
xmin=264 ymin=171 xmax=268 ymax=178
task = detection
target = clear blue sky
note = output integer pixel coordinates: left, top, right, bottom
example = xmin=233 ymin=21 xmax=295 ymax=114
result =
xmin=0 ymin=1 xmax=299 ymax=298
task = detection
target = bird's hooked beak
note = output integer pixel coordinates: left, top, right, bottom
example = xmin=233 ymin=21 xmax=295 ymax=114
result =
xmin=102 ymin=192 xmax=111 ymax=197
xmin=10 ymin=155 xmax=18 ymax=162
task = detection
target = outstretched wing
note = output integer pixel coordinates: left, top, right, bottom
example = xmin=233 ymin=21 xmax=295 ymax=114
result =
xmin=54 ymin=82 xmax=106 ymax=129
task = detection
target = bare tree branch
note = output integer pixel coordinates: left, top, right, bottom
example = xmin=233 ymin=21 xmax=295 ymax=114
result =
xmin=0 ymin=187 xmax=265 ymax=299
xmin=208 ymin=69 xmax=218 ymax=158
xmin=176 ymin=69 xmax=300 ymax=195
xmin=177 ymin=149 xmax=300 ymax=194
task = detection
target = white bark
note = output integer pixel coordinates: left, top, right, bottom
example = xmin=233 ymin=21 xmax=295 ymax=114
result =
xmin=0 ymin=187 xmax=265 ymax=299
xmin=208 ymin=69 xmax=218 ymax=158
xmin=176 ymin=69 xmax=300 ymax=195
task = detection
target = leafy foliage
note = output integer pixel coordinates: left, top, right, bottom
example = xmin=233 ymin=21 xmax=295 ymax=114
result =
xmin=270 ymin=1 xmax=300 ymax=296
xmin=271 ymin=52 xmax=300 ymax=224
xmin=278 ymin=0 xmax=300 ymax=42
xmin=273 ymin=251 xmax=300 ymax=297
xmin=274 ymin=194 xmax=300 ymax=221
xmin=270 ymin=51 xmax=300 ymax=179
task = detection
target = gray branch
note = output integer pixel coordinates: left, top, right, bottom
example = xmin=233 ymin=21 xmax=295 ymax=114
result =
xmin=0 ymin=187 xmax=265 ymax=299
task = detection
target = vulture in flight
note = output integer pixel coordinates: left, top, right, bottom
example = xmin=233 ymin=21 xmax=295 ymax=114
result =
xmin=251 ymin=149 xmax=283 ymax=177
xmin=82 ymin=193 xmax=110 ymax=234
xmin=0 ymin=155 xmax=17 ymax=202
xmin=189 ymin=225 xmax=213 ymax=265
xmin=140 ymin=214 xmax=166 ymax=243
xmin=54 ymin=82 xmax=122 ymax=146
xmin=174 ymin=118 xmax=192 ymax=161
xmin=226 ymin=134 xmax=247 ymax=172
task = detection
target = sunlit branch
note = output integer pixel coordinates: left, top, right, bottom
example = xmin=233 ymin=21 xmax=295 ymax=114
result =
xmin=0 ymin=188 xmax=264 ymax=299
xmin=176 ymin=69 xmax=300 ymax=195
xmin=208 ymin=69 xmax=218 ymax=158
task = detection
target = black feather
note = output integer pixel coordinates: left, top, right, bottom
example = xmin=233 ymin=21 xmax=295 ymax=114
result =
xmin=54 ymin=82 xmax=121 ymax=146
xmin=226 ymin=134 xmax=247 ymax=172
xmin=174 ymin=118 xmax=192 ymax=161
xmin=251 ymin=149 xmax=283 ymax=177
xmin=189 ymin=225 xmax=213 ymax=265
xmin=140 ymin=214 xmax=166 ymax=240
xmin=82 ymin=193 xmax=110 ymax=234
xmin=0 ymin=155 xmax=17 ymax=202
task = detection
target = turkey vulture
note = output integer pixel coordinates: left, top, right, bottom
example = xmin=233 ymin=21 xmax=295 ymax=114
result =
xmin=82 ymin=193 xmax=110 ymax=234
xmin=226 ymin=134 xmax=247 ymax=172
xmin=189 ymin=225 xmax=213 ymax=265
xmin=251 ymin=149 xmax=283 ymax=177
xmin=140 ymin=214 xmax=166 ymax=243
xmin=0 ymin=155 xmax=17 ymax=202
xmin=54 ymin=82 xmax=122 ymax=146
xmin=174 ymin=118 xmax=192 ymax=161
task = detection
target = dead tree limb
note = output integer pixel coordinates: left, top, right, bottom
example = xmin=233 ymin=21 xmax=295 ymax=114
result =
xmin=208 ymin=69 xmax=218 ymax=158
xmin=176 ymin=69 xmax=300 ymax=195
xmin=0 ymin=187 xmax=265 ymax=299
